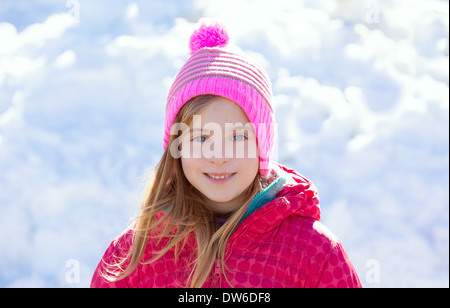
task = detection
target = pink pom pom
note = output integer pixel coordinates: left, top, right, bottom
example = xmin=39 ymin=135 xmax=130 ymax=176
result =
xmin=189 ymin=19 xmax=230 ymax=55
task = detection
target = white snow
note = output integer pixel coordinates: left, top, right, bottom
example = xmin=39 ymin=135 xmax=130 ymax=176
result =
xmin=0 ymin=0 xmax=448 ymax=287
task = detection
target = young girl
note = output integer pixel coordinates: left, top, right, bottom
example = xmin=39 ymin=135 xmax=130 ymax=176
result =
xmin=91 ymin=19 xmax=362 ymax=288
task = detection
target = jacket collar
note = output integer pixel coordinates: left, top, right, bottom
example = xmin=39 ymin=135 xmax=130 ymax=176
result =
xmin=236 ymin=163 xmax=321 ymax=232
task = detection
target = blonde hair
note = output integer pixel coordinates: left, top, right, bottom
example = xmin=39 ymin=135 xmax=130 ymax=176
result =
xmin=103 ymin=95 xmax=261 ymax=287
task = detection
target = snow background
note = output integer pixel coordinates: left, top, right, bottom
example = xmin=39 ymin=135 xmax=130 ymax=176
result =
xmin=0 ymin=0 xmax=448 ymax=287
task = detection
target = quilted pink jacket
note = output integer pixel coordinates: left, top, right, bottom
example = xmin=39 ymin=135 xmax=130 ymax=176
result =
xmin=91 ymin=164 xmax=362 ymax=288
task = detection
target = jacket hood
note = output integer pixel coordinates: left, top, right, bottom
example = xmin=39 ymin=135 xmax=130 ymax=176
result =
xmin=236 ymin=163 xmax=321 ymax=234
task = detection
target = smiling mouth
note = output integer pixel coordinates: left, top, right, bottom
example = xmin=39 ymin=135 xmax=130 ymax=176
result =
xmin=205 ymin=173 xmax=236 ymax=180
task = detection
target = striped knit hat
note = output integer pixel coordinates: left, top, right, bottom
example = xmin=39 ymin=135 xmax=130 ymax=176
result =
xmin=163 ymin=19 xmax=275 ymax=176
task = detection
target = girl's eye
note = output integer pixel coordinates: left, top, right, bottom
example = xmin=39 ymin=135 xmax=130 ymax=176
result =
xmin=192 ymin=136 xmax=207 ymax=142
xmin=233 ymin=134 xmax=247 ymax=142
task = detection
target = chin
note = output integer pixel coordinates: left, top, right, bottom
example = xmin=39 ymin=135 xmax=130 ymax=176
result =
xmin=207 ymin=195 xmax=235 ymax=203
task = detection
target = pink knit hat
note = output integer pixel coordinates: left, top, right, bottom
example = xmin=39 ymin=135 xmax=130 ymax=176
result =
xmin=163 ymin=19 xmax=275 ymax=176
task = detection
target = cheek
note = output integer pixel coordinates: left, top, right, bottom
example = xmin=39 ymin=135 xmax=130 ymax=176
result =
xmin=236 ymin=156 xmax=259 ymax=180
xmin=234 ymin=139 xmax=259 ymax=175
xmin=230 ymin=139 xmax=259 ymax=160
xmin=180 ymin=157 xmax=198 ymax=182
xmin=180 ymin=157 xmax=202 ymax=185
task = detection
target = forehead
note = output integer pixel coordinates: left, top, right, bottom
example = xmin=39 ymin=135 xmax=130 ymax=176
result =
xmin=198 ymin=96 xmax=250 ymax=125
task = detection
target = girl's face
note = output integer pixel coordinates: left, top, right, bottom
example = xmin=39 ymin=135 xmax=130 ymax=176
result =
xmin=180 ymin=96 xmax=259 ymax=214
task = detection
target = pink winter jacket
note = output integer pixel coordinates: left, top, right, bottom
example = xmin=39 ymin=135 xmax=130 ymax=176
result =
xmin=91 ymin=164 xmax=362 ymax=288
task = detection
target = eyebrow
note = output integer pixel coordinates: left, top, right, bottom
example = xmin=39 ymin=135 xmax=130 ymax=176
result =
xmin=189 ymin=125 xmax=252 ymax=132
xmin=190 ymin=128 xmax=211 ymax=132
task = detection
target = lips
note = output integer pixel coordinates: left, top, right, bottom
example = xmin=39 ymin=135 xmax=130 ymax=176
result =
xmin=207 ymin=173 xmax=233 ymax=179
xmin=204 ymin=172 xmax=236 ymax=182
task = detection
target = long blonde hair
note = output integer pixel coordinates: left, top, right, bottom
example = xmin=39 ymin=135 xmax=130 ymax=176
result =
xmin=103 ymin=95 xmax=261 ymax=287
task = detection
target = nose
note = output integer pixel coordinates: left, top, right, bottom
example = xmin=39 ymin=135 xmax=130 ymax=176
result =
xmin=207 ymin=142 xmax=230 ymax=165
xmin=208 ymin=156 xmax=230 ymax=166
xmin=206 ymin=139 xmax=231 ymax=166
